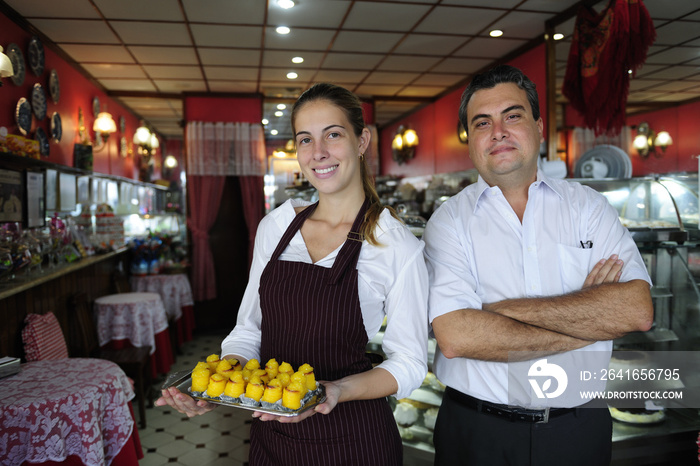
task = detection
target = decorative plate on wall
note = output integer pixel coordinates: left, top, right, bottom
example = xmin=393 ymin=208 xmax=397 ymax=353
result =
xmin=120 ymin=136 xmax=128 ymax=157
xmin=92 ymin=97 xmax=100 ymax=118
xmin=7 ymin=43 xmax=25 ymax=86
xmin=28 ymin=36 xmax=45 ymax=77
xmin=15 ymin=98 xmax=32 ymax=135
xmin=49 ymin=69 xmax=60 ymax=104
xmin=31 ymin=83 xmax=47 ymax=120
xmin=34 ymin=127 xmax=49 ymax=157
xmin=51 ymin=112 xmax=62 ymax=143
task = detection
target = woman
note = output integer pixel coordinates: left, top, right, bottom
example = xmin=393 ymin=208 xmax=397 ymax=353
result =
xmin=157 ymin=83 xmax=428 ymax=465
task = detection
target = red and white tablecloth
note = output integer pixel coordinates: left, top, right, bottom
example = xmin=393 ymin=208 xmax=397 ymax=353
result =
xmin=94 ymin=292 xmax=173 ymax=377
xmin=130 ymin=274 xmax=195 ymax=345
xmin=0 ymin=358 xmax=141 ymax=466
xmin=95 ymin=292 xmax=168 ymax=355
xmin=130 ymin=274 xmax=193 ymax=321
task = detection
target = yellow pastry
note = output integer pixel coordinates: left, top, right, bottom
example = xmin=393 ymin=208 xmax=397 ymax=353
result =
xmin=216 ymin=359 xmax=235 ymax=379
xmin=265 ymin=358 xmax=279 ymax=379
xmin=253 ymin=368 xmax=270 ymax=384
xmin=245 ymin=375 xmax=264 ymax=402
xmin=224 ymin=371 xmax=246 ymax=398
xmin=207 ymin=373 xmax=226 ymax=397
xmin=226 ymin=358 xmax=242 ymax=371
xmin=193 ymin=361 xmax=210 ymax=373
xmin=206 ymin=354 xmax=221 ymax=371
xmin=298 ymin=363 xmax=316 ymax=391
xmin=275 ymin=372 xmax=291 ymax=388
xmin=283 ymin=381 xmax=304 ymax=410
xmin=244 ymin=358 xmax=261 ymax=371
xmin=261 ymin=378 xmax=283 ymax=404
xmin=278 ymin=361 xmax=294 ymax=377
xmin=191 ymin=369 xmax=210 ymax=392
xmin=291 ymin=372 xmax=308 ymax=396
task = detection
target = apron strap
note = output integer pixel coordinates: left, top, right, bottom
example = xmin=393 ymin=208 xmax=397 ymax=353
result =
xmin=269 ymin=202 xmax=318 ymax=262
xmin=327 ymin=197 xmax=371 ymax=285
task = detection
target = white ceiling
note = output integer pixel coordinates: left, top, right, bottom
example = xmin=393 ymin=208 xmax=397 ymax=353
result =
xmin=2 ymin=0 xmax=700 ymax=140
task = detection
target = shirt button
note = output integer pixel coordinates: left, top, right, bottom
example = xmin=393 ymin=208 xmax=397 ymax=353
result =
xmin=527 ymin=246 xmax=534 ymax=252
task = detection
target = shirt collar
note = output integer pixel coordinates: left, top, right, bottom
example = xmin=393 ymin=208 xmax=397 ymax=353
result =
xmin=473 ymin=169 xmax=565 ymax=206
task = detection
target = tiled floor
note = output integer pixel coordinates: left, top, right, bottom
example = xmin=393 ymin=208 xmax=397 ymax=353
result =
xmin=136 ymin=330 xmax=251 ymax=466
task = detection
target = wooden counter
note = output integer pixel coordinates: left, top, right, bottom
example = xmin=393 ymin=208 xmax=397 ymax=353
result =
xmin=0 ymin=248 xmax=129 ymax=357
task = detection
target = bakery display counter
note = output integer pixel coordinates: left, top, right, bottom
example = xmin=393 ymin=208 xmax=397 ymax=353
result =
xmin=576 ymin=174 xmax=698 ymax=244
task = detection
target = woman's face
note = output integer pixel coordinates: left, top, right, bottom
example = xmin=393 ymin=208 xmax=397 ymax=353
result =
xmin=293 ymin=99 xmax=370 ymax=197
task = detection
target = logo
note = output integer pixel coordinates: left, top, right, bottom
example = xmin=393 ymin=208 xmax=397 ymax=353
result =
xmin=528 ymin=359 xmax=568 ymax=399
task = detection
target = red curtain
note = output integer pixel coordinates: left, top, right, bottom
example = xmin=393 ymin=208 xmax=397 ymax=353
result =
xmin=563 ymin=0 xmax=656 ymax=135
xmin=186 ymin=175 xmax=225 ymax=301
xmin=238 ymin=176 xmax=264 ymax=269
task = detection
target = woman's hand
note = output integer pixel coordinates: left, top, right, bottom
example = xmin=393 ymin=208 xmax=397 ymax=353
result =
xmin=252 ymin=380 xmax=340 ymax=423
xmin=155 ymin=386 xmax=217 ymax=417
xmin=583 ymin=255 xmax=623 ymax=288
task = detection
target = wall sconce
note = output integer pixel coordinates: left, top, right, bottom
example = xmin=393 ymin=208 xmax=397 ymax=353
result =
xmin=633 ymin=122 xmax=672 ymax=158
xmin=457 ymin=120 xmax=468 ymax=144
xmin=272 ymin=139 xmax=296 ymax=158
xmin=92 ymin=111 xmax=116 ymax=152
xmin=162 ymin=154 xmax=178 ymax=179
xmin=391 ymin=125 xmax=419 ymax=165
xmin=0 ymin=46 xmax=14 ymax=86
xmin=133 ymin=123 xmax=155 ymax=156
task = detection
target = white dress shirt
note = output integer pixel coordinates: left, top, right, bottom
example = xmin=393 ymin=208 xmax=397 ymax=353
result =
xmin=221 ymin=199 xmax=429 ymax=399
xmin=423 ymin=171 xmax=652 ymax=408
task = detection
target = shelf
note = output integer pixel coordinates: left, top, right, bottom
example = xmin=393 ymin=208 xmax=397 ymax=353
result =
xmin=0 ymin=248 xmax=127 ymax=300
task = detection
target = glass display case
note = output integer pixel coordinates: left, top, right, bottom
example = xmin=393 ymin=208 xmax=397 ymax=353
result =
xmin=577 ymin=175 xmax=700 ymax=463
xmin=576 ymin=175 xmax=700 ymax=349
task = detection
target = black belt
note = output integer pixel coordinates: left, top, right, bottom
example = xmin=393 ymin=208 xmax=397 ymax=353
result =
xmin=445 ymin=387 xmax=577 ymax=424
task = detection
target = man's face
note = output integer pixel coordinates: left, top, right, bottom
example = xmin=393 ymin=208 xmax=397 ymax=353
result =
xmin=465 ymin=82 xmax=544 ymax=186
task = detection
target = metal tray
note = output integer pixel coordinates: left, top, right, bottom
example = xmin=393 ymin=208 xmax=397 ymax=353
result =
xmin=161 ymin=370 xmax=326 ymax=417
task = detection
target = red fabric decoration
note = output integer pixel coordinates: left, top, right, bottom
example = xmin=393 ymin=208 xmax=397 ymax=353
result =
xmin=563 ymin=0 xmax=656 ymax=135
xmin=22 ymin=312 xmax=69 ymax=361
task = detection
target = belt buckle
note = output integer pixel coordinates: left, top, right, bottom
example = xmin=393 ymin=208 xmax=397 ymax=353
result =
xmin=536 ymin=407 xmax=550 ymax=424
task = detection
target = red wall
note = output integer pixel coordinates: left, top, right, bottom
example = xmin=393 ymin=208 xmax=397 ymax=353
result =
xmin=565 ymin=98 xmax=699 ymax=177
xmin=0 ymin=12 xmax=145 ymax=179
xmin=379 ymin=45 xmax=548 ymax=177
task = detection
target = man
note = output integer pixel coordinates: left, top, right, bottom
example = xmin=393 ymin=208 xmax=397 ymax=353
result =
xmin=423 ymin=65 xmax=653 ymax=466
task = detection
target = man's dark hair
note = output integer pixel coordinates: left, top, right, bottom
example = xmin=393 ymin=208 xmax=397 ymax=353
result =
xmin=458 ymin=65 xmax=541 ymax=137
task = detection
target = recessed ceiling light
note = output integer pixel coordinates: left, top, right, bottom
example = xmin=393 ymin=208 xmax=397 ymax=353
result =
xmin=276 ymin=26 xmax=290 ymax=35
xmin=275 ymin=111 xmax=284 ymax=117
xmin=278 ymin=0 xmax=295 ymax=8
xmin=271 ymin=129 xmax=279 ymax=135
xmin=292 ymin=56 xmax=304 ymax=64
xmin=262 ymin=118 xmax=269 ymax=125
xmin=553 ymin=33 xmax=564 ymax=40
xmin=277 ymin=103 xmax=287 ymax=110
xmin=286 ymin=71 xmax=298 ymax=79
xmin=489 ymin=29 xmax=504 ymax=37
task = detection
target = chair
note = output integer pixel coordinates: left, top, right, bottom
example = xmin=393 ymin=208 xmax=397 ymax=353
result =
xmin=67 ymin=292 xmax=152 ymax=428
xmin=21 ymin=312 xmax=70 ymax=362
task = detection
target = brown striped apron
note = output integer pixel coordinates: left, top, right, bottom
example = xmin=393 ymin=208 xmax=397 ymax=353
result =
xmin=249 ymin=199 xmax=403 ymax=466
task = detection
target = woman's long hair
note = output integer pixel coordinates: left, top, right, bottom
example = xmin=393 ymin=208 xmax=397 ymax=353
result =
xmin=291 ymin=83 xmax=398 ymax=245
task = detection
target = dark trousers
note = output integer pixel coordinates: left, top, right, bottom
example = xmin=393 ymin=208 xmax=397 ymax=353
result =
xmin=433 ymin=389 xmax=612 ymax=466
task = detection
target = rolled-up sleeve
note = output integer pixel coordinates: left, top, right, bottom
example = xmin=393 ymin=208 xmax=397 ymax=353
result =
xmin=373 ymin=230 xmax=429 ymax=399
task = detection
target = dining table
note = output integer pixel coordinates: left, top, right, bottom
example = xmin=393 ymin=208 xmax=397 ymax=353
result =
xmin=94 ymin=291 xmax=174 ymax=378
xmin=0 ymin=358 xmax=143 ymax=466
xmin=130 ymin=273 xmax=195 ymax=346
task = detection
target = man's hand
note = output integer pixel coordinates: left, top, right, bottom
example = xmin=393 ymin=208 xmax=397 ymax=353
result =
xmin=583 ymin=255 xmax=623 ymax=288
